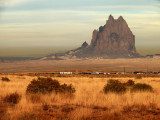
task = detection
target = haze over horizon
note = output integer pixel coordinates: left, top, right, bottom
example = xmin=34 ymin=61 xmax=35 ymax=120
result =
xmin=0 ymin=0 xmax=160 ymax=49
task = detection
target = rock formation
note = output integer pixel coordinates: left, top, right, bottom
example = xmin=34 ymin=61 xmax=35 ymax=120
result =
xmin=88 ymin=15 xmax=139 ymax=58
xmin=56 ymin=15 xmax=140 ymax=58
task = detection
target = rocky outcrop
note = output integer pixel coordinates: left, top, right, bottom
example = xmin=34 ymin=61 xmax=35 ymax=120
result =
xmin=55 ymin=15 xmax=140 ymax=58
xmin=81 ymin=41 xmax=88 ymax=48
xmin=88 ymin=15 xmax=138 ymax=58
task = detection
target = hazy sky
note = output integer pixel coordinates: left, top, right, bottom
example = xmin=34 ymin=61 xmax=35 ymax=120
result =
xmin=0 ymin=0 xmax=160 ymax=47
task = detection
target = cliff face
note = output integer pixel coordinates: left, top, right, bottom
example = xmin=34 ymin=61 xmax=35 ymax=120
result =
xmin=61 ymin=15 xmax=140 ymax=58
xmin=90 ymin=15 xmax=137 ymax=57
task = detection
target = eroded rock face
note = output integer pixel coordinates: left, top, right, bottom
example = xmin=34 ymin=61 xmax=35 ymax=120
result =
xmin=81 ymin=41 xmax=88 ymax=48
xmin=63 ymin=15 xmax=140 ymax=58
xmin=90 ymin=15 xmax=137 ymax=57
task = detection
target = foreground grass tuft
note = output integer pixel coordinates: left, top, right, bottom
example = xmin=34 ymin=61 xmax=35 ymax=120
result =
xmin=135 ymin=75 xmax=142 ymax=79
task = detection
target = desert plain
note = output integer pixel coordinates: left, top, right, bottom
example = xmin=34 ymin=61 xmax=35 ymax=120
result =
xmin=0 ymin=58 xmax=160 ymax=120
xmin=0 ymin=58 xmax=160 ymax=73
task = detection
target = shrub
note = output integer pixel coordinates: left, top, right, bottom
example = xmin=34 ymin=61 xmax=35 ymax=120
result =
xmin=18 ymin=112 xmax=41 ymax=120
xmin=123 ymin=104 xmax=147 ymax=112
xmin=26 ymin=77 xmax=60 ymax=94
xmin=26 ymin=77 xmax=75 ymax=94
xmin=135 ymin=75 xmax=142 ymax=79
xmin=60 ymin=92 xmax=75 ymax=99
xmin=27 ymin=94 xmax=42 ymax=103
xmin=42 ymin=104 xmax=49 ymax=111
xmin=1 ymin=77 xmax=10 ymax=82
xmin=60 ymin=84 xmax=76 ymax=93
xmin=123 ymin=103 xmax=157 ymax=112
xmin=131 ymin=83 xmax=153 ymax=92
xmin=3 ymin=92 xmax=21 ymax=104
xmin=61 ymin=106 xmax=74 ymax=113
xmin=0 ymin=102 xmax=8 ymax=119
xmin=103 ymin=79 xmax=126 ymax=94
xmin=102 ymin=112 xmax=125 ymax=120
xmin=124 ymin=80 xmax=135 ymax=86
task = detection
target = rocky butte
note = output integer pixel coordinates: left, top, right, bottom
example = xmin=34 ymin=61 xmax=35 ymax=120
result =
xmin=55 ymin=15 xmax=140 ymax=59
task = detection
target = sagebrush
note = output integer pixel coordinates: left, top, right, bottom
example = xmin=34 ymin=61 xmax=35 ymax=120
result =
xmin=1 ymin=77 xmax=10 ymax=82
xmin=3 ymin=92 xmax=21 ymax=104
xmin=26 ymin=77 xmax=75 ymax=94
xmin=131 ymin=83 xmax=153 ymax=92
xmin=103 ymin=79 xmax=126 ymax=94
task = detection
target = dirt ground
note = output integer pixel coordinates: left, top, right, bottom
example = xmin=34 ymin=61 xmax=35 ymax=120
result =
xmin=0 ymin=58 xmax=160 ymax=73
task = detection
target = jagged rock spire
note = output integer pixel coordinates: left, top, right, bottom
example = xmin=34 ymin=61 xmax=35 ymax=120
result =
xmin=81 ymin=41 xmax=88 ymax=48
xmin=107 ymin=14 xmax=114 ymax=23
xmin=118 ymin=16 xmax=124 ymax=20
xmin=109 ymin=14 xmax=114 ymax=20
xmin=90 ymin=15 xmax=138 ymax=57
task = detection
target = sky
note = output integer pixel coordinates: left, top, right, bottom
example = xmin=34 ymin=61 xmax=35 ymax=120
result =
xmin=0 ymin=0 xmax=160 ymax=48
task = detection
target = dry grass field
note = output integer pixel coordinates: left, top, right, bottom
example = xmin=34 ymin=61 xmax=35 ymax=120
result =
xmin=0 ymin=74 xmax=160 ymax=120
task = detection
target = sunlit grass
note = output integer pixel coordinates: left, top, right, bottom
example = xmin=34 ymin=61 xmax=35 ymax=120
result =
xmin=0 ymin=75 xmax=160 ymax=119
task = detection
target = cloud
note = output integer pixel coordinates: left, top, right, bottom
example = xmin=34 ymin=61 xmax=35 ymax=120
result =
xmin=0 ymin=0 xmax=159 ymax=47
xmin=0 ymin=9 xmax=160 ymax=47
xmin=0 ymin=0 xmax=37 ymax=7
xmin=0 ymin=0 xmax=158 ymax=11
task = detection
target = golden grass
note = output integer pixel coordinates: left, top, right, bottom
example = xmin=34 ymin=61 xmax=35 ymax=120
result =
xmin=0 ymin=75 xmax=160 ymax=119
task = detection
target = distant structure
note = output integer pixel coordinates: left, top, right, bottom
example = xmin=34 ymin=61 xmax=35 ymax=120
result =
xmin=60 ymin=72 xmax=72 ymax=75
xmin=154 ymin=54 xmax=160 ymax=59
xmin=91 ymin=72 xmax=100 ymax=74
xmin=123 ymin=65 xmax=126 ymax=74
xmin=145 ymin=55 xmax=154 ymax=58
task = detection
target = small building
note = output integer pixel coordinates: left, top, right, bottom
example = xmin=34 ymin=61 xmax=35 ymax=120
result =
xmin=133 ymin=71 xmax=145 ymax=74
xmin=154 ymin=54 xmax=160 ymax=59
xmin=137 ymin=72 xmax=144 ymax=74
xmin=51 ymin=73 xmax=57 ymax=74
xmin=60 ymin=72 xmax=72 ymax=75
xmin=91 ymin=72 xmax=99 ymax=74
xmin=145 ymin=55 xmax=153 ymax=58
xmin=104 ymin=73 xmax=111 ymax=75
xmin=153 ymin=72 xmax=160 ymax=74
xmin=128 ymin=72 xmax=134 ymax=74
